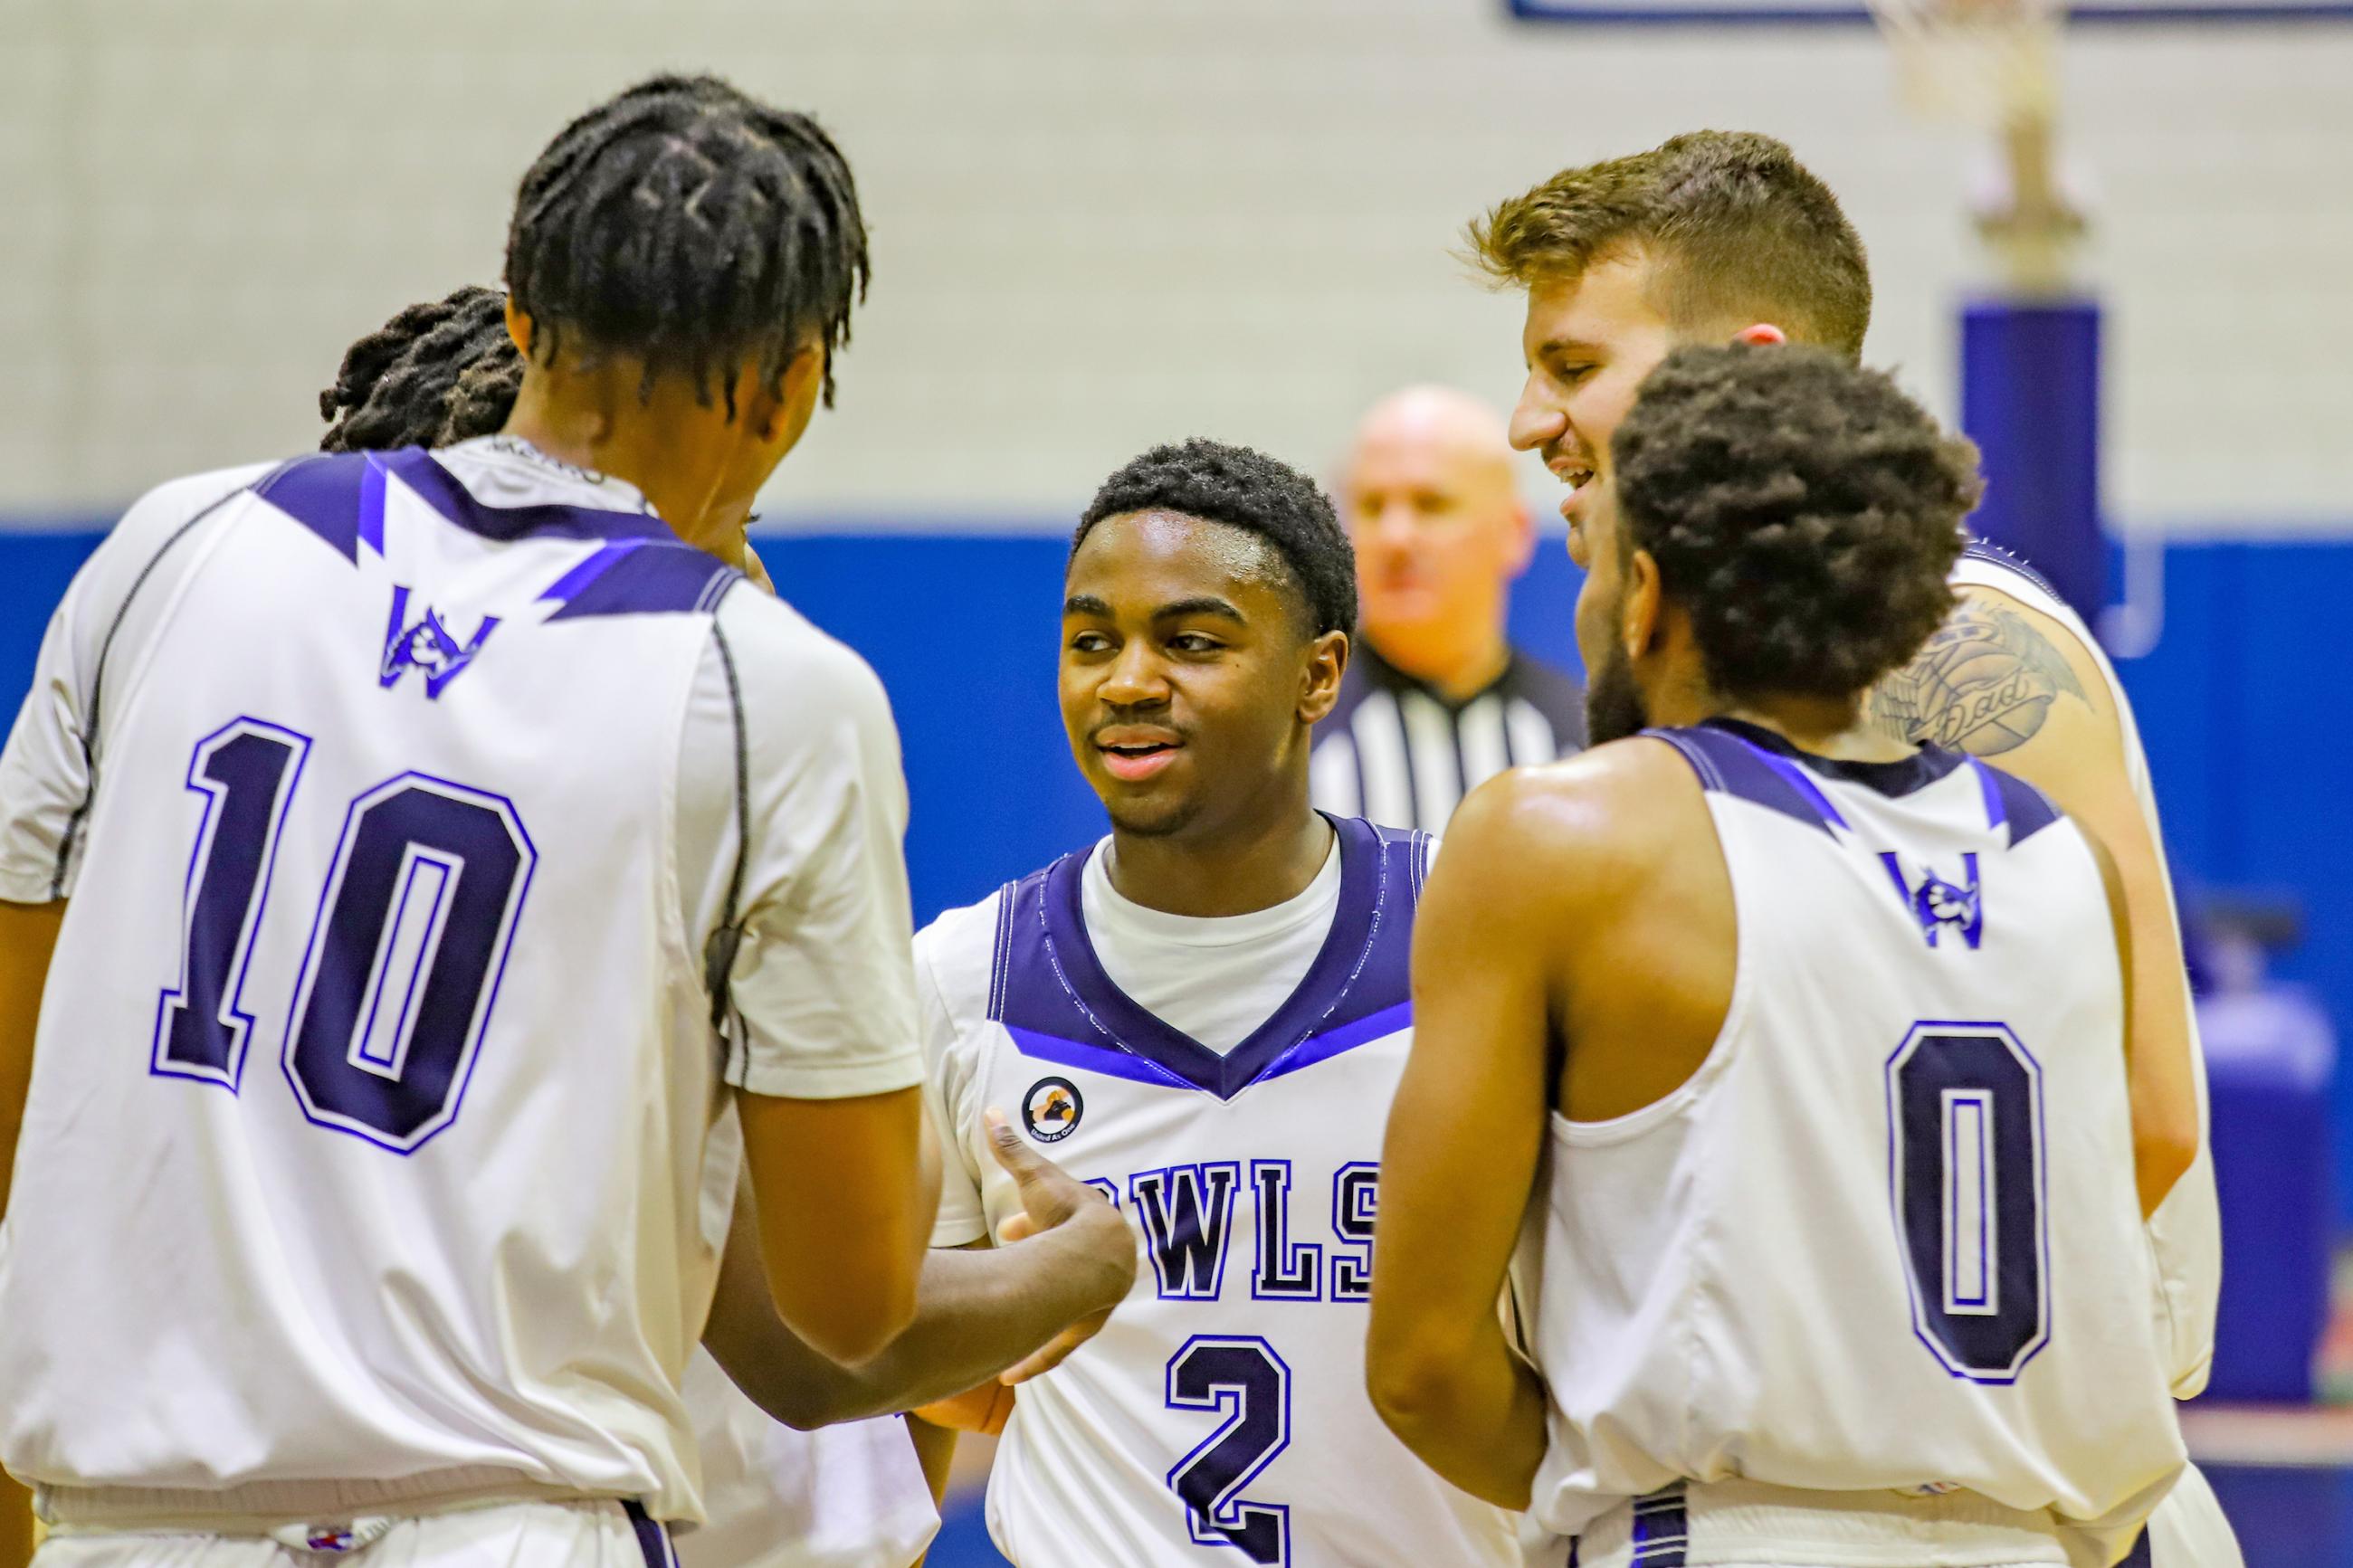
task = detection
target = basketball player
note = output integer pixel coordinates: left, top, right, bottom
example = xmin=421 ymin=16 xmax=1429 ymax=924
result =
xmin=1311 ymin=386 xmax=1585 ymax=832
xmin=1369 ymin=342 xmax=2193 ymax=1566
xmin=300 ymin=285 xmax=1138 ymax=1568
xmin=0 ymin=76 xmax=957 ymax=1564
xmin=1449 ymin=130 xmax=2232 ymax=1566
xmin=913 ymin=440 xmax=1523 ymax=1566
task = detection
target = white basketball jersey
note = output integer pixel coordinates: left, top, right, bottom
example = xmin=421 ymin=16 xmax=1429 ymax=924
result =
xmin=1949 ymin=541 xmax=2220 ymax=1397
xmin=920 ymin=816 xmax=1521 ymax=1568
xmin=677 ymin=1353 xmax=937 ymax=1568
xmin=0 ymin=442 xmax=920 ymax=1525
xmin=1519 ymin=720 xmax=2186 ymax=1563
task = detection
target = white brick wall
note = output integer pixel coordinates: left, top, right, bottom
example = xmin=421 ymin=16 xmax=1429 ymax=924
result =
xmin=2 ymin=0 xmax=2348 ymax=530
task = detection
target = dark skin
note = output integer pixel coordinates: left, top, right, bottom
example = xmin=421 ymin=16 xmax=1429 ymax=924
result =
xmin=1365 ymin=480 xmax=2191 ymax=1508
xmin=1059 ymin=508 xmax=1348 ymax=917
xmin=909 ymin=505 xmax=1350 ymax=1490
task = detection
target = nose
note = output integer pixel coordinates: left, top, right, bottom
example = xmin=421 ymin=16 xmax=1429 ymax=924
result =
xmin=1099 ymin=638 xmax=1168 ymax=708
xmin=1509 ymin=376 xmax=1566 ymax=453
xmin=1371 ymin=500 xmax=1421 ymax=552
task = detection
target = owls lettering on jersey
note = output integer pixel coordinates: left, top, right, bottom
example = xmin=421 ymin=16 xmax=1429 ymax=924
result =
xmin=921 ymin=817 xmax=1520 ymax=1568
xmin=1520 ymin=720 xmax=2185 ymax=1563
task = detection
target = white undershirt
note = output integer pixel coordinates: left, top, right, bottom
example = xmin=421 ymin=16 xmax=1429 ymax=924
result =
xmin=1078 ymin=827 xmax=1342 ymax=1056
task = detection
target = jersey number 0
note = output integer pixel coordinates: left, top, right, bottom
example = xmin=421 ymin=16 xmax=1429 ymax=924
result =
xmin=1886 ymin=1022 xmax=2051 ymax=1383
xmin=153 ymin=715 xmax=536 ymax=1154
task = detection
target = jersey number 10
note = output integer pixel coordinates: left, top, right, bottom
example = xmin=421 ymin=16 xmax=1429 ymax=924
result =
xmin=152 ymin=716 xmax=535 ymax=1155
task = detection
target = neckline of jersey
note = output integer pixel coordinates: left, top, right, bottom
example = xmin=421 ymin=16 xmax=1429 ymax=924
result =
xmin=1039 ymin=813 xmax=1387 ymax=1098
xmin=1700 ymin=716 xmax=1968 ymax=800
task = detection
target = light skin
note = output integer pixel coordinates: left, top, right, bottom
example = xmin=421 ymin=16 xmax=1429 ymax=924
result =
xmin=1342 ymin=386 xmax=1533 ymax=701
xmin=1364 ymin=476 xmax=2177 ymax=1508
xmin=1506 ymin=242 xmax=2199 ymax=1214
xmin=1367 ymin=240 xmax=2207 ymax=1504
xmin=908 ymin=503 xmax=1351 ymax=1488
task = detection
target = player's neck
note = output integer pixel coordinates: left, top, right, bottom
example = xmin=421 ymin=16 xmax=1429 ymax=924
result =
xmin=1700 ymin=691 xmax=1916 ymax=765
xmin=500 ymin=378 xmax=757 ymax=568
xmin=1105 ymin=801 xmax=1333 ymax=921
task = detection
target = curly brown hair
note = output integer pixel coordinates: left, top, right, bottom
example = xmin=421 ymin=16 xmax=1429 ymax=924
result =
xmin=1612 ymin=344 xmax=1979 ymax=705
xmin=1469 ymin=131 xmax=1871 ymax=361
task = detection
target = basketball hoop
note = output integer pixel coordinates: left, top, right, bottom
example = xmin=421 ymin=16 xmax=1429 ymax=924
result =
xmin=1866 ymin=0 xmax=2085 ymax=291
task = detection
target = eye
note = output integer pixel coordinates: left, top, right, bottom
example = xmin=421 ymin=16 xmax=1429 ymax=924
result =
xmin=1167 ymin=632 xmax=1224 ymax=655
xmin=1553 ymin=362 xmax=1596 ymax=386
xmin=1069 ymin=630 xmax=1113 ymax=654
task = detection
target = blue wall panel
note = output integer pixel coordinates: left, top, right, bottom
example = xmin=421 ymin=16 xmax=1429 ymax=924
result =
xmin=4 ymin=527 xmax=2347 ymax=1211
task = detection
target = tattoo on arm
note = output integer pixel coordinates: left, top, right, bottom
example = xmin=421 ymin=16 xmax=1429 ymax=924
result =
xmin=1868 ymin=598 xmax=2089 ymax=756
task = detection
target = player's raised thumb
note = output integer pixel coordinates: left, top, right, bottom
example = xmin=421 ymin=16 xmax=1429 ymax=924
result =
xmin=984 ymin=1106 xmax=1043 ymax=1182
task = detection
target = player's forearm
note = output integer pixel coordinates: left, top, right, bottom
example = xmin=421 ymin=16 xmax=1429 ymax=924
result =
xmin=1366 ymin=1315 xmax=1548 ymax=1510
xmin=0 ymin=1470 xmax=32 ymax=1568
xmin=906 ymin=1412 xmax=961 ymax=1507
xmin=794 ymin=1219 xmax=1129 ymax=1425
xmin=0 ymin=900 xmax=65 ymax=1225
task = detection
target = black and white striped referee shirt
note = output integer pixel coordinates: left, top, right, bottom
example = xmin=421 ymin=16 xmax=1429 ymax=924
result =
xmin=1310 ymin=641 xmax=1586 ymax=833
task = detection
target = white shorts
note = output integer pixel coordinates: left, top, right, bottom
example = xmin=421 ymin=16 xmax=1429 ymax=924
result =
xmin=34 ymin=1498 xmax=674 ymax=1568
xmin=1569 ymin=1481 xmax=2074 ymax=1568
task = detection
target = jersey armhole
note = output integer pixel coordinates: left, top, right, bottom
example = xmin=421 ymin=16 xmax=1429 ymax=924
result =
xmin=47 ymin=478 xmax=257 ymax=898
xmin=1549 ymin=735 xmax=1753 ymax=1148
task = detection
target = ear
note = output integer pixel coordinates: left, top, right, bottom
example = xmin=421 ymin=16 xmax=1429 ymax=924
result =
xmin=1621 ymin=546 xmax=1666 ymax=660
xmin=1731 ymin=322 xmax=1787 ymax=347
xmin=732 ymin=346 xmax=826 ymax=443
xmin=504 ymin=299 xmax=538 ymax=360
xmin=1300 ymin=630 xmax=1350 ymax=726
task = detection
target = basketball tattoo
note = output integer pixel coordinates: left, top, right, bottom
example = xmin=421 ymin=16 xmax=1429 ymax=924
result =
xmin=1868 ymin=596 xmax=2086 ymax=756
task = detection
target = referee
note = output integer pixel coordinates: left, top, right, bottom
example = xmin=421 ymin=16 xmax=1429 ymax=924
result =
xmin=1312 ymin=385 xmax=1585 ymax=832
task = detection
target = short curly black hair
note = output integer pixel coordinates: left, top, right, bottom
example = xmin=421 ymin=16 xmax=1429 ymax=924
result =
xmin=1611 ymin=343 xmax=1978 ymax=704
xmin=319 ymin=286 xmax=522 ymax=452
xmin=1073 ymin=439 xmax=1357 ymax=640
xmin=506 ymin=73 xmax=868 ymax=415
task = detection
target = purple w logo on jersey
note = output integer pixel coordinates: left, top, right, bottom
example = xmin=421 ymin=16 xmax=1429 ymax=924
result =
xmin=1879 ymin=851 xmax=1983 ymax=949
xmin=380 ymin=584 xmax=497 ymax=699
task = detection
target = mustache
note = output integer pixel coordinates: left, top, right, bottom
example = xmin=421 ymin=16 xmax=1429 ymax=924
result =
xmin=1087 ymin=711 xmax=1189 ymax=746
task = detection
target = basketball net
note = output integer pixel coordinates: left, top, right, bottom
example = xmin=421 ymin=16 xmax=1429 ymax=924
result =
xmin=1866 ymin=0 xmax=2085 ymax=293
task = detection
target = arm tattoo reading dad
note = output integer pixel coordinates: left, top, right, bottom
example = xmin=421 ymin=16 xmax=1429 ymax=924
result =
xmin=1868 ymin=597 xmax=2089 ymax=756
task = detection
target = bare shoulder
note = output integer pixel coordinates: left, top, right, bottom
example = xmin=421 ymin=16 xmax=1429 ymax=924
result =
xmin=1867 ymin=582 xmax=2114 ymax=758
xmin=1435 ymin=736 xmax=1704 ymax=915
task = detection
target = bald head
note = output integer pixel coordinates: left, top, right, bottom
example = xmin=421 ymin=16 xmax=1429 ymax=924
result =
xmin=1341 ymin=385 xmax=1533 ymax=698
xmin=1348 ymin=385 xmax=1519 ymax=499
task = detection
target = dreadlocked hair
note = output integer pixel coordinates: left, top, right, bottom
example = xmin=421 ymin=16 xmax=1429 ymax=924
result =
xmin=319 ymin=286 xmax=522 ymax=452
xmin=505 ymin=73 xmax=869 ymax=416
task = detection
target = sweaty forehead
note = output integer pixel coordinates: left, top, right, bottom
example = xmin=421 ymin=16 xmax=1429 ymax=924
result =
xmin=1066 ymin=509 xmax=1297 ymax=620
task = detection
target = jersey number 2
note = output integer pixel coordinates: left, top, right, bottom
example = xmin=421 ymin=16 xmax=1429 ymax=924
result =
xmin=1886 ymin=1022 xmax=2050 ymax=1383
xmin=155 ymin=717 xmax=535 ymax=1154
xmin=1166 ymin=1336 xmax=1290 ymax=1565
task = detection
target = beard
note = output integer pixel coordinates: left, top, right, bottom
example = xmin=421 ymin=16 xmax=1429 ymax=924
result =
xmin=1584 ymin=641 xmax=1650 ymax=746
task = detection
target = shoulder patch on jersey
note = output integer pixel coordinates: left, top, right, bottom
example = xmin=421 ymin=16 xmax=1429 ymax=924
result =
xmin=987 ymin=817 xmax=1419 ymax=1099
xmin=1965 ymin=756 xmax=2063 ymax=846
xmin=251 ymin=451 xmax=373 ymax=563
xmin=1645 ymin=723 xmax=1847 ymax=836
xmin=542 ymin=541 xmax=742 ymax=622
